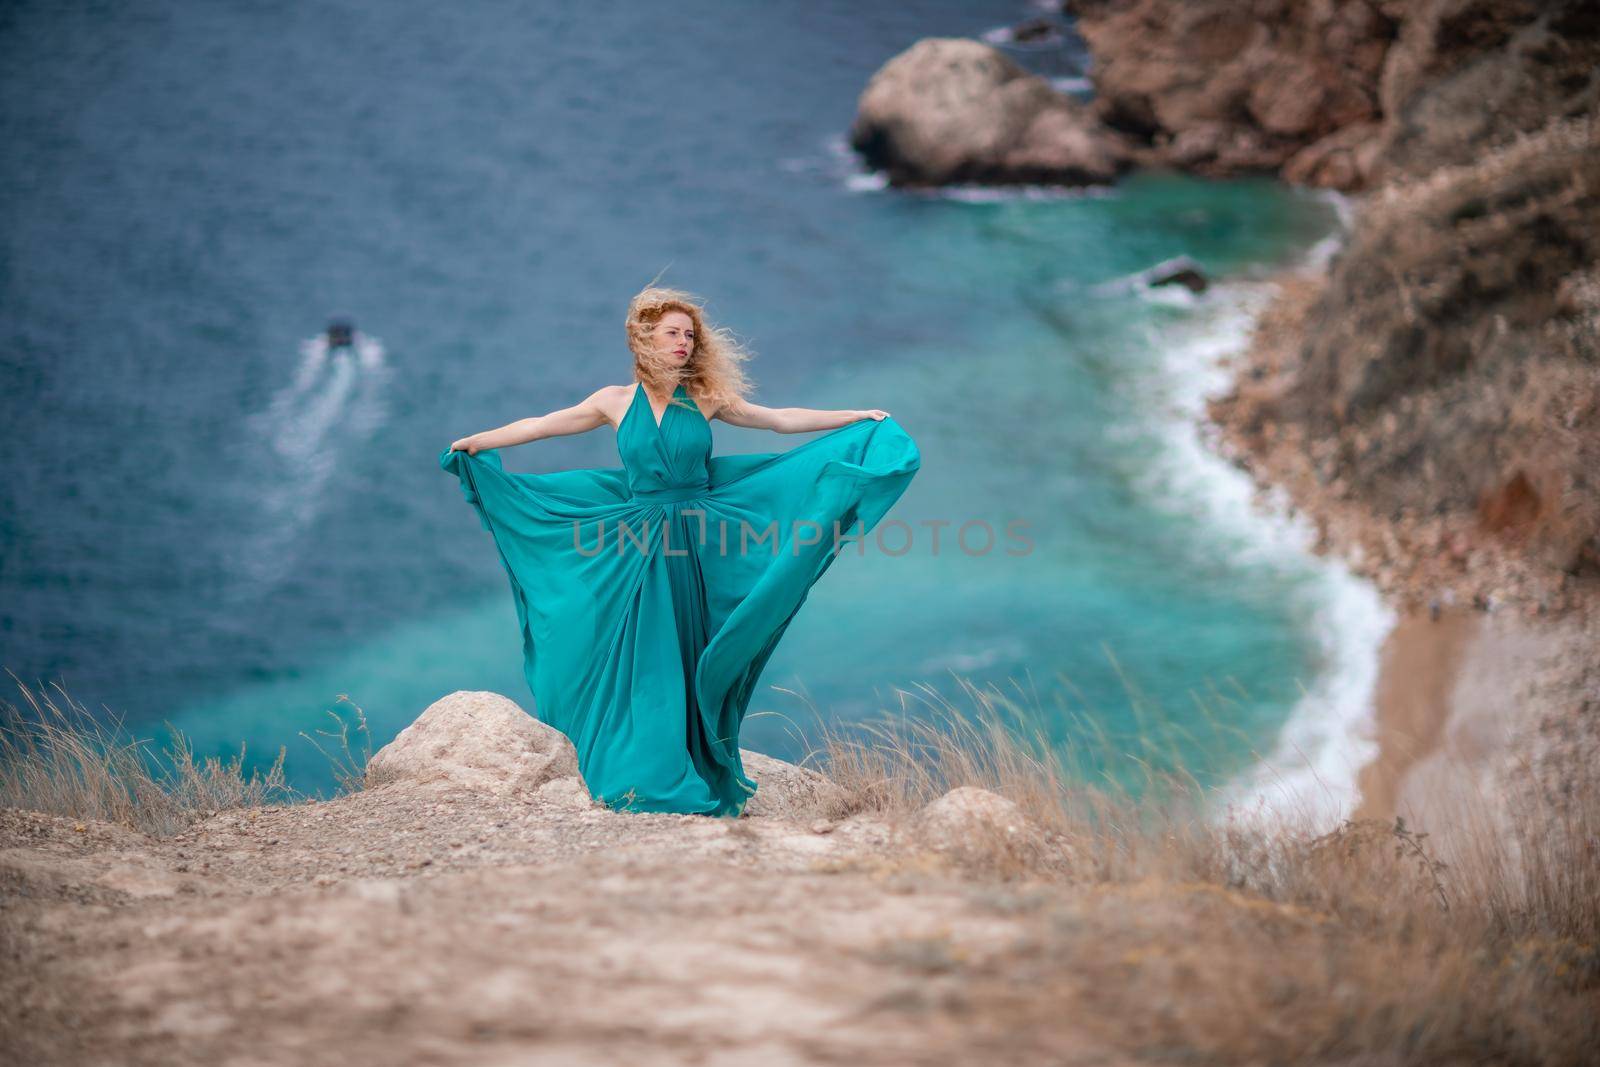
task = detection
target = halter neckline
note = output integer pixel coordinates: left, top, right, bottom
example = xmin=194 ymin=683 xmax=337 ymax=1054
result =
xmin=631 ymin=381 xmax=686 ymax=432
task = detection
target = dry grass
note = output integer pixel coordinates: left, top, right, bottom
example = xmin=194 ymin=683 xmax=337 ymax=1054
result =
xmin=0 ymin=674 xmax=297 ymax=837
xmin=296 ymin=694 xmax=374 ymax=797
xmin=789 ymin=673 xmax=1600 ymax=1064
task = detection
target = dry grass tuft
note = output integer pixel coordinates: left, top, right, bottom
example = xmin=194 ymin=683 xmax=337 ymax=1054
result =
xmin=0 ymin=674 xmax=297 ymax=837
xmin=297 ymin=694 xmax=373 ymax=797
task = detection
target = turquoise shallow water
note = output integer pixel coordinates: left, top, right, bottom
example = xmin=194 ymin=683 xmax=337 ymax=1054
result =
xmin=1 ymin=1 xmax=1367 ymax=801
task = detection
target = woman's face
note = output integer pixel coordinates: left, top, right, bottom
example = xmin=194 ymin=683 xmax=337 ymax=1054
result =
xmin=653 ymin=310 xmax=695 ymax=368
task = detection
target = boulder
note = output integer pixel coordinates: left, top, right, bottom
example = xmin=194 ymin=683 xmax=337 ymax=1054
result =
xmin=905 ymin=786 xmax=1052 ymax=872
xmin=1145 ymin=255 xmax=1210 ymax=294
xmin=739 ymin=750 xmax=850 ymax=821
xmin=365 ymin=691 xmax=581 ymax=797
xmin=848 ymin=37 xmax=1134 ymax=187
xmin=1282 ymin=121 xmax=1383 ymax=190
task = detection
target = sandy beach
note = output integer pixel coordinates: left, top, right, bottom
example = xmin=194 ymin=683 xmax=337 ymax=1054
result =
xmin=1354 ymin=606 xmax=1482 ymax=822
xmin=1358 ymin=600 xmax=1598 ymax=839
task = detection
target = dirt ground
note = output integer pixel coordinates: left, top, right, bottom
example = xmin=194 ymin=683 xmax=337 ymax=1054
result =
xmin=1 ymin=780 xmax=1135 ymax=1067
xmin=5 ymin=691 xmax=1596 ymax=1066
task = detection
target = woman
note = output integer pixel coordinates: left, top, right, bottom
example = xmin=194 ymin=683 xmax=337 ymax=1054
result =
xmin=441 ymin=286 xmax=919 ymax=817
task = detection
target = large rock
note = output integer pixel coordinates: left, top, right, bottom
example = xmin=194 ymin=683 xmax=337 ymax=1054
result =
xmin=739 ymin=751 xmax=849 ymax=821
xmin=848 ymin=37 xmax=1135 ymax=187
xmin=1144 ymin=255 xmax=1210 ymax=294
xmin=1282 ymin=121 xmax=1384 ymax=189
xmin=1073 ymin=0 xmax=1396 ymax=188
xmin=365 ymin=691 xmax=581 ymax=797
xmin=904 ymin=786 xmax=1053 ymax=873
xmin=1071 ymin=0 xmax=1599 ymax=191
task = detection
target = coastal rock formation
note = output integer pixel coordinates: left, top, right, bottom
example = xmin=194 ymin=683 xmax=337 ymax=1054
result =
xmin=1280 ymin=120 xmax=1384 ymax=189
xmin=1070 ymin=0 xmax=1600 ymax=192
xmin=1375 ymin=0 xmax=1600 ymax=180
xmin=1208 ymin=109 xmax=1600 ymax=608
xmin=1073 ymin=0 xmax=1397 ymax=188
xmin=1183 ymin=3 xmax=1600 ymax=843
xmin=1194 ymin=1 xmax=1600 ymax=606
xmin=851 ymin=4 xmax=1598 ymax=195
xmin=1145 ymin=255 xmax=1209 ymax=294
xmin=848 ymin=37 xmax=1137 ymax=187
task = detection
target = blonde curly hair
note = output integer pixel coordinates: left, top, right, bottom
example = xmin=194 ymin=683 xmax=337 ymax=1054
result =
xmin=625 ymin=285 xmax=754 ymax=418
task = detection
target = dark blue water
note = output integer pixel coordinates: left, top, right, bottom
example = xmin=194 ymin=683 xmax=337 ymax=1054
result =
xmin=0 ymin=1 xmax=1377 ymax=802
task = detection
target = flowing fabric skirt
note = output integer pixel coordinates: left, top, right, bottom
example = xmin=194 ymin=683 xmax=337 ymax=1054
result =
xmin=439 ymin=416 xmax=920 ymax=816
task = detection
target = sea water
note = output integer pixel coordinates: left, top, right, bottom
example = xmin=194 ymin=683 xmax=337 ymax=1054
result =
xmin=0 ymin=0 xmax=1388 ymax=818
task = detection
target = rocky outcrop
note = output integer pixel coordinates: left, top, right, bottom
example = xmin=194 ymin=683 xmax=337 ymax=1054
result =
xmin=1375 ymin=0 xmax=1600 ymax=180
xmin=1280 ymin=121 xmax=1384 ymax=190
xmin=1144 ymin=255 xmax=1209 ymax=294
xmin=851 ymin=4 xmax=1597 ymax=195
xmin=1070 ymin=0 xmax=1600 ymax=192
xmin=365 ymin=690 xmax=582 ymax=798
xmin=1074 ymin=0 xmax=1397 ymax=188
xmin=740 ymin=750 xmax=850 ymax=821
xmin=366 ymin=690 xmax=852 ymax=821
xmin=1279 ymin=3 xmax=1600 ymax=600
xmin=848 ymin=37 xmax=1138 ymax=187
xmin=901 ymin=785 xmax=1056 ymax=874
xmin=1208 ymin=105 xmax=1600 ymax=611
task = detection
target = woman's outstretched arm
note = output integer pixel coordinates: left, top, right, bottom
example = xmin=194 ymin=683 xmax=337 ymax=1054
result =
xmin=713 ymin=399 xmax=889 ymax=434
xmin=449 ymin=386 xmax=623 ymax=454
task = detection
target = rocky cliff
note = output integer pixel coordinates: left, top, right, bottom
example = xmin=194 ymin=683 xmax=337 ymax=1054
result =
xmin=1073 ymin=0 xmax=1600 ymax=192
xmin=1180 ymin=0 xmax=1600 ymax=613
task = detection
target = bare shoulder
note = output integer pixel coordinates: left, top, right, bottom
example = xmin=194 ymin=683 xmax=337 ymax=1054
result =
xmin=589 ymin=383 xmax=635 ymax=403
xmin=586 ymin=384 xmax=635 ymax=429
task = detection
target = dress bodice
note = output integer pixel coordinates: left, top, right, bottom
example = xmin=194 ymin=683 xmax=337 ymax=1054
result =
xmin=617 ymin=382 xmax=713 ymax=502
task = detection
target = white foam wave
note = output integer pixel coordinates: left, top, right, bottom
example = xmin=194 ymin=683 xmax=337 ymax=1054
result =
xmin=813 ymin=132 xmax=1121 ymax=202
xmin=979 ymin=23 xmax=1068 ymax=51
xmin=934 ymin=182 xmax=1118 ymax=204
xmin=846 ymin=170 xmax=889 ymax=194
xmin=262 ymin=340 xmax=359 ymax=464
xmin=1302 ymin=188 xmax=1357 ymax=271
xmin=1048 ymin=76 xmax=1093 ymax=94
xmin=1114 ymin=269 xmax=1392 ymax=833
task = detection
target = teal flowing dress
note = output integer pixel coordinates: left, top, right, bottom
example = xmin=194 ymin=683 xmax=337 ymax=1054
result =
xmin=439 ymin=382 xmax=920 ymax=817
